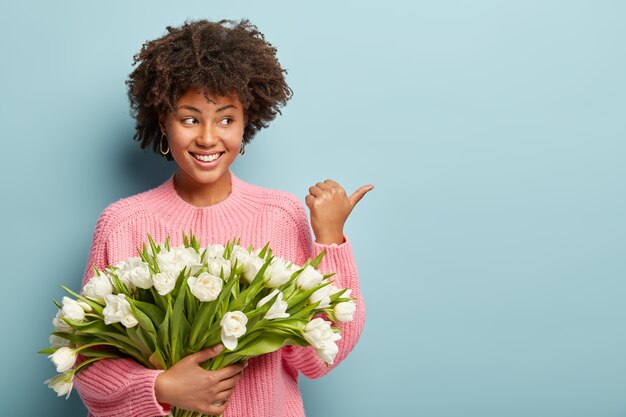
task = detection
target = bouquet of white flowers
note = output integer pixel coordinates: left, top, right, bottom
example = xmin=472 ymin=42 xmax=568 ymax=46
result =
xmin=40 ymin=232 xmax=356 ymax=417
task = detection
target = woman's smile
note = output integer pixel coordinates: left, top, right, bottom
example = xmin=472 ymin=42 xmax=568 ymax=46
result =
xmin=160 ymin=88 xmax=245 ymax=206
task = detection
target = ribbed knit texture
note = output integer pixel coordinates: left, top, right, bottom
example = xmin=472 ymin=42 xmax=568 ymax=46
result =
xmin=73 ymin=171 xmax=366 ymax=417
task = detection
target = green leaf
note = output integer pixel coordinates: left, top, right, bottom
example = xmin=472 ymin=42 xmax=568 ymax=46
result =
xmin=157 ymin=304 xmax=171 ymax=359
xmin=285 ymin=281 xmax=329 ymax=312
xmin=189 ymin=230 xmax=201 ymax=252
xmin=233 ymin=333 xmax=294 ymax=357
xmin=197 ymin=322 xmax=223 ymax=350
xmin=131 ymin=298 xmax=165 ymax=326
xmin=109 ymin=273 xmax=132 ymax=297
xmin=61 ymin=285 xmax=82 ymax=299
xmin=228 ymin=260 xmax=271 ymax=312
xmin=78 ymin=349 xmax=126 ymax=359
xmin=184 ymin=282 xmax=198 ymax=322
xmin=287 ymin=303 xmax=319 ymax=320
xmin=147 ymin=234 xmax=160 ymax=258
xmin=149 ymin=348 xmax=168 ymax=370
xmin=126 ymin=326 xmax=152 ymax=361
xmin=257 ymin=242 xmax=271 ymax=259
xmin=50 ymin=332 xmax=96 ymax=345
xmin=170 ymin=281 xmax=188 ymax=362
xmin=171 ymin=267 xmax=189 ymax=299
xmin=177 ymin=314 xmax=191 ymax=358
xmin=128 ymin=300 xmax=157 ymax=334
xmin=311 ymin=249 xmax=326 ymax=269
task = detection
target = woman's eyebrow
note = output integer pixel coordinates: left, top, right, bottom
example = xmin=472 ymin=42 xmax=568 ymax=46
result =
xmin=175 ymin=104 xmax=237 ymax=113
xmin=216 ymin=104 xmax=237 ymax=113
xmin=176 ymin=105 xmax=201 ymax=113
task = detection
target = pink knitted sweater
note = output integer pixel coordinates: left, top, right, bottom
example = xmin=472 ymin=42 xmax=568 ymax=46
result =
xmin=73 ymin=171 xmax=365 ymax=417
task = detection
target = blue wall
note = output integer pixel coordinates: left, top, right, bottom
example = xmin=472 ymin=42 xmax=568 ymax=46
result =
xmin=1 ymin=1 xmax=625 ymax=416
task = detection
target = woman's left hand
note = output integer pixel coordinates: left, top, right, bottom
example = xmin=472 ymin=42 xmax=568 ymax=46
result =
xmin=305 ymin=179 xmax=373 ymax=245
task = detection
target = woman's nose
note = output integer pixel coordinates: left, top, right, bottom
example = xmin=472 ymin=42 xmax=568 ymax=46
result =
xmin=197 ymin=125 xmax=218 ymax=147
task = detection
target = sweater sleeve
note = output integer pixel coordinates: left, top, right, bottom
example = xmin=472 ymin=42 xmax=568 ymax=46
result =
xmin=73 ymin=207 xmax=170 ymax=417
xmin=280 ymin=197 xmax=366 ymax=379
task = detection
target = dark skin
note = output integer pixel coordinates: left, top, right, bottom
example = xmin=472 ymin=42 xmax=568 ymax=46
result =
xmin=306 ymin=179 xmax=373 ymax=244
xmin=155 ymin=345 xmax=245 ymax=415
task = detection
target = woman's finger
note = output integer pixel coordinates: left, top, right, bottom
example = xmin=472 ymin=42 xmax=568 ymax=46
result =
xmin=212 ymin=362 xmax=247 ymax=381
xmin=348 ymin=184 xmax=374 ymax=207
xmin=308 ymin=186 xmax=323 ymax=197
xmin=323 ymin=179 xmax=340 ymax=188
xmin=315 ymin=181 xmax=332 ymax=191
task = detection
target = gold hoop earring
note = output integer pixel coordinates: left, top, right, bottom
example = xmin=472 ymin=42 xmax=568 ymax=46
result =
xmin=239 ymin=143 xmax=246 ymax=155
xmin=159 ymin=133 xmax=170 ymax=155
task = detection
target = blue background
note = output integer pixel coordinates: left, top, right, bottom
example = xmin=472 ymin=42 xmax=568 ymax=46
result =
xmin=1 ymin=0 xmax=625 ymax=416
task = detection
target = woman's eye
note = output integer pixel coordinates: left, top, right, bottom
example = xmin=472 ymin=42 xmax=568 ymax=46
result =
xmin=181 ymin=117 xmax=197 ymax=125
xmin=219 ymin=118 xmax=233 ymax=126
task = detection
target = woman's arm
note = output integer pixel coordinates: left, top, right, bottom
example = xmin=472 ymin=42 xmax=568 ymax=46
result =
xmin=283 ymin=236 xmax=367 ymax=379
xmin=73 ymin=207 xmax=245 ymax=417
xmin=73 ymin=208 xmax=171 ymax=417
xmin=280 ymin=185 xmax=369 ymax=378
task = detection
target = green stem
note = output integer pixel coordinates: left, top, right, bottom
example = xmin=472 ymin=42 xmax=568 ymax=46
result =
xmin=171 ymin=408 xmax=221 ymax=417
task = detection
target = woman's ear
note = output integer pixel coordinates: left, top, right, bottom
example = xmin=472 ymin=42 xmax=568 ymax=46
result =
xmin=157 ymin=113 xmax=166 ymax=135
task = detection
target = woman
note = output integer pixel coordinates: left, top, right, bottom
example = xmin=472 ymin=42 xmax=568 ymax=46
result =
xmin=75 ymin=19 xmax=371 ymax=417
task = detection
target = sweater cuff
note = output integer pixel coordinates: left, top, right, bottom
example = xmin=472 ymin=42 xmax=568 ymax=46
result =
xmin=77 ymin=361 xmax=170 ymax=416
xmin=132 ymin=368 xmax=171 ymax=416
xmin=312 ymin=235 xmax=358 ymax=284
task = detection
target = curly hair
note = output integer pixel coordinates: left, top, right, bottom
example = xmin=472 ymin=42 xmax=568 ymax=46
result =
xmin=126 ymin=19 xmax=293 ymax=159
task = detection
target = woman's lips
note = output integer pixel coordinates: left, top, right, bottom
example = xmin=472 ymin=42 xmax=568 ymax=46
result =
xmin=190 ymin=152 xmax=224 ymax=168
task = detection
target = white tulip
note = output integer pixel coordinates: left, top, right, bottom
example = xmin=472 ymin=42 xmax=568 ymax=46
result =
xmin=45 ymin=371 xmax=74 ymax=398
xmin=220 ymin=311 xmax=248 ymax=350
xmin=296 ymin=265 xmax=323 ymax=290
xmin=112 ymin=261 xmax=136 ymax=292
xmin=206 ymin=257 xmax=231 ymax=279
xmin=61 ymin=297 xmax=85 ymax=322
xmin=242 ymin=256 xmax=264 ymax=283
xmin=264 ymin=258 xmax=293 ymax=288
xmin=157 ymin=246 xmax=202 ymax=276
xmin=83 ymin=272 xmax=114 ymax=300
xmin=257 ymin=290 xmax=290 ymax=320
xmin=52 ymin=311 xmax=74 ymax=333
xmin=302 ymin=318 xmax=342 ymax=364
xmin=204 ymin=244 xmax=225 ymax=259
xmin=309 ymin=285 xmax=332 ymax=309
xmin=49 ymin=346 xmax=78 ymax=373
xmin=316 ymin=340 xmax=340 ymax=364
xmin=117 ymin=257 xmax=152 ymax=289
xmin=188 ymin=272 xmax=223 ymax=302
xmin=230 ymin=247 xmax=264 ymax=283
xmin=150 ymin=271 xmax=175 ymax=296
xmin=103 ymin=294 xmax=138 ymax=328
xmin=334 ymin=300 xmax=356 ymax=322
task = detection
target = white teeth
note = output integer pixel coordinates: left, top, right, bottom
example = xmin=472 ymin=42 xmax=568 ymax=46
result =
xmin=193 ymin=153 xmax=221 ymax=162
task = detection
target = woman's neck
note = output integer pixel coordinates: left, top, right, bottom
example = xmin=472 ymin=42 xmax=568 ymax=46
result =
xmin=172 ymin=169 xmax=232 ymax=207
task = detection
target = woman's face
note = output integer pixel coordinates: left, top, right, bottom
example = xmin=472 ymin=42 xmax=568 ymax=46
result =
xmin=161 ymin=88 xmax=245 ymax=190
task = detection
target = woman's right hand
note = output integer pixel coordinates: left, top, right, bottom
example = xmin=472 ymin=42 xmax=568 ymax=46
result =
xmin=155 ymin=345 xmax=247 ymax=415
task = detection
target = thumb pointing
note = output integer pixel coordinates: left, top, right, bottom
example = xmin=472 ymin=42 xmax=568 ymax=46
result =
xmin=348 ymin=184 xmax=374 ymax=207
